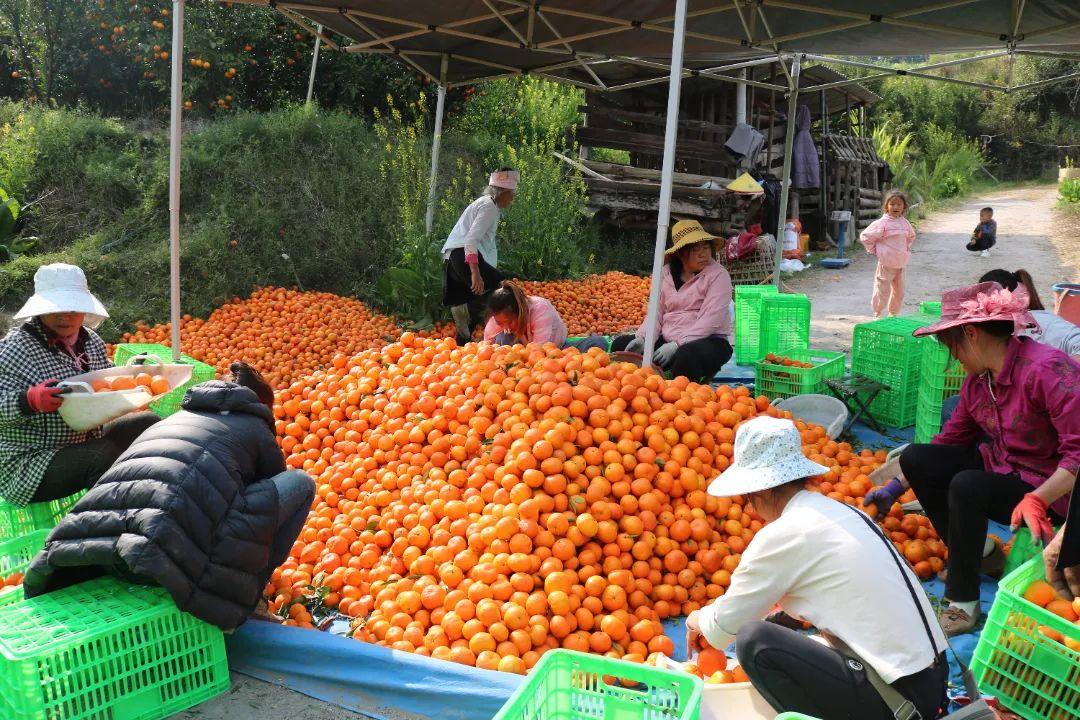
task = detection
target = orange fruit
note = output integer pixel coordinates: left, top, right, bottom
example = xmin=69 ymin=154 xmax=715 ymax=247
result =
xmin=1024 ymin=580 xmax=1057 ymax=608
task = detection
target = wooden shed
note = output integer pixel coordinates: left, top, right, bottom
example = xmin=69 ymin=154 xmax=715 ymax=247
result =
xmin=570 ymin=64 xmax=883 ymax=245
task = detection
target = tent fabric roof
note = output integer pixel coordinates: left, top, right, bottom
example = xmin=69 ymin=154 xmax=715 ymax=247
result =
xmin=232 ymin=1 xmax=1080 ymax=88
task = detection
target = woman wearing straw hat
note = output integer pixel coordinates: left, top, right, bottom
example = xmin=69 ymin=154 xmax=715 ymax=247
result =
xmin=864 ymin=282 xmax=1080 ymax=635
xmin=685 ymin=416 xmax=949 ymax=719
xmin=441 ymin=168 xmax=518 ymax=346
xmin=0 ymin=263 xmax=159 ymax=506
xmin=610 ymin=220 xmax=733 ymax=382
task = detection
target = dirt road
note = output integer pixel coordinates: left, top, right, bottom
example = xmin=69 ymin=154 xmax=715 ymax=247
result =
xmin=789 ymin=185 xmax=1080 ymax=353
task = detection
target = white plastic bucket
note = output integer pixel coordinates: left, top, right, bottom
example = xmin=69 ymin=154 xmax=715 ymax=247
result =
xmin=700 ymin=667 xmax=777 ymax=720
xmin=56 ymin=360 xmax=193 ymax=431
xmin=774 ymin=394 xmax=848 ymax=439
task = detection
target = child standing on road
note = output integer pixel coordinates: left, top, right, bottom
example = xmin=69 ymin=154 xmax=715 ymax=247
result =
xmin=966 ymin=206 xmax=996 ymax=258
xmin=860 ymin=189 xmax=916 ymax=317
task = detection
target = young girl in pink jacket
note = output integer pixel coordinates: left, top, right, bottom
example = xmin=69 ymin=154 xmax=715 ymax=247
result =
xmin=860 ymin=190 xmax=916 ymax=317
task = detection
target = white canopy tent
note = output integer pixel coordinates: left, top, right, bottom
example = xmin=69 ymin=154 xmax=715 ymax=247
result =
xmin=165 ymin=0 xmax=1080 ymax=364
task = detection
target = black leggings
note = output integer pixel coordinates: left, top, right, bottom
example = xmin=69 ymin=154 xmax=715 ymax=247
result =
xmin=610 ymin=334 xmax=732 ymax=383
xmin=899 ymin=443 xmax=1062 ymax=602
xmin=32 ymin=411 xmax=161 ymax=503
xmin=737 ymin=621 xmax=947 ymax=720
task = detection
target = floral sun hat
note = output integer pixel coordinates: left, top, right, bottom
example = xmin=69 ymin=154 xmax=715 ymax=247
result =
xmin=707 ymin=416 xmax=829 ymax=497
xmin=913 ymin=281 xmax=1036 ymax=338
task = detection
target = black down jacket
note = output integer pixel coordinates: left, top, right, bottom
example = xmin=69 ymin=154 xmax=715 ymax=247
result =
xmin=24 ymin=381 xmax=312 ymax=630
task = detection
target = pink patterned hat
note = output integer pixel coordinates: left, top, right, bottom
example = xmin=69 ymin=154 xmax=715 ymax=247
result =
xmin=913 ymin=281 xmax=1036 ymax=338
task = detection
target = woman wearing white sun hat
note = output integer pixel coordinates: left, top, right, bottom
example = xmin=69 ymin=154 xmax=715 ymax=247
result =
xmin=684 ymin=416 xmax=948 ymax=719
xmin=0 ymin=263 xmax=158 ymax=506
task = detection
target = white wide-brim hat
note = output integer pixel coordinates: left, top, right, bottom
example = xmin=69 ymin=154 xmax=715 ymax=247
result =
xmin=13 ymin=263 xmax=109 ymax=330
xmin=707 ymin=416 xmax=829 ymax=497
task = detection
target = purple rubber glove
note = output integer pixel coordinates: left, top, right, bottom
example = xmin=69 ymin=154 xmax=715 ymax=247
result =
xmin=863 ymin=478 xmax=904 ymax=519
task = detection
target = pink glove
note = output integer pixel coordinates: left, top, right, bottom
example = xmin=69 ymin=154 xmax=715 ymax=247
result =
xmin=26 ymin=379 xmax=65 ymax=413
xmin=1011 ymin=493 xmax=1055 ymax=545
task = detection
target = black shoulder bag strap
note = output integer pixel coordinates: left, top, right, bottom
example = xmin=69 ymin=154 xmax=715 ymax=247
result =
xmin=840 ymin=503 xmax=994 ymax=720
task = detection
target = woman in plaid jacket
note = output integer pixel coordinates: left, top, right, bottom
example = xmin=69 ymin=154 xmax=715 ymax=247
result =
xmin=0 ymin=264 xmax=158 ymax=506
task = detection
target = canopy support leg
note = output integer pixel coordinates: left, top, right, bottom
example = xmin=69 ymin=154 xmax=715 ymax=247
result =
xmin=306 ymin=24 xmax=323 ymax=104
xmin=168 ymin=0 xmax=185 ymax=361
xmin=773 ymin=54 xmax=802 ymax=291
xmin=425 ymin=55 xmax=449 ymax=236
xmin=642 ymin=0 xmax=689 ymax=367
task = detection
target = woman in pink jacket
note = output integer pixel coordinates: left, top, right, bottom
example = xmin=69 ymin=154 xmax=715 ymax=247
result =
xmin=860 ymin=189 xmax=916 ymax=317
xmin=611 ymin=220 xmax=734 ymax=382
xmin=484 ymin=281 xmax=607 ymax=351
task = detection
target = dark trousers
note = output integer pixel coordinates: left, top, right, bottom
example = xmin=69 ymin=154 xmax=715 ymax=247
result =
xmin=737 ymin=621 xmax=948 ymax=720
xmin=442 ymin=248 xmax=504 ymax=339
xmin=899 ymin=443 xmax=1060 ymax=601
xmin=610 ymin=334 xmax=733 ymax=383
xmin=32 ymin=411 xmax=160 ymax=503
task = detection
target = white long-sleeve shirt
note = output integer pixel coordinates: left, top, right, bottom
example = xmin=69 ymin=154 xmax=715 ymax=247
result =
xmin=440 ymin=195 xmax=501 ymax=266
xmin=698 ymin=490 xmax=946 ymax=684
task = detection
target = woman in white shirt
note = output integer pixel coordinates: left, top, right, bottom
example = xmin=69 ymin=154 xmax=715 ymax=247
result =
xmin=441 ymin=168 xmax=518 ymax=345
xmin=685 ymin=417 xmax=948 ymax=719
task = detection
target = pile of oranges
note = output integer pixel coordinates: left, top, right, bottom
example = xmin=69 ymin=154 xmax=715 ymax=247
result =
xmin=0 ymin=571 xmax=22 ymax=595
xmin=517 ymin=273 xmax=649 ymax=336
xmin=760 ymin=354 xmax=815 ymax=370
xmin=120 ymin=288 xmax=416 ymax=388
xmin=261 ymin=334 xmax=940 ymax=674
xmin=91 ymin=373 xmax=171 ymax=395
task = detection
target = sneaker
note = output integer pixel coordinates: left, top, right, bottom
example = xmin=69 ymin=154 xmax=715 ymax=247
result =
xmin=980 ymin=250 xmax=990 ymax=258
xmin=938 ymin=605 xmax=980 ymax=636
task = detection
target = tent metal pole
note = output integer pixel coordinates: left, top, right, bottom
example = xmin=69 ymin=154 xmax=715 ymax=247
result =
xmin=736 ymin=69 xmax=747 ymax=123
xmin=425 ymin=55 xmax=449 ymax=236
xmin=306 ymin=24 xmax=322 ymax=104
xmin=642 ymin=0 xmax=688 ymax=368
xmin=773 ymin=54 xmax=802 ymax=291
xmin=168 ymin=0 xmax=185 ymax=361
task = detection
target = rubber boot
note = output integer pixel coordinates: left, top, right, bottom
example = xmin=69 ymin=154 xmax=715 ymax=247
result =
xmin=450 ymin=304 xmax=472 ymax=345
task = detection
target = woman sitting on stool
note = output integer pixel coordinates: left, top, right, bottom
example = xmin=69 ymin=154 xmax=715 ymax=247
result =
xmin=866 ymin=282 xmax=1080 ymax=635
xmin=484 ymin=281 xmax=607 ymax=351
xmin=24 ymin=362 xmax=315 ymax=631
xmin=0 ymin=263 xmax=158 ymax=506
xmin=610 ymin=220 xmax=733 ymax=382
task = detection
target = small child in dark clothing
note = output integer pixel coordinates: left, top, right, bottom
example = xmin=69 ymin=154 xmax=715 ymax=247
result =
xmin=966 ymin=207 xmax=996 ymax=257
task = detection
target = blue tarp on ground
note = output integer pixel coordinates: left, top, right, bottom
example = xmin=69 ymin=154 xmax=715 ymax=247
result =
xmin=226 ymin=524 xmax=1016 ymax=720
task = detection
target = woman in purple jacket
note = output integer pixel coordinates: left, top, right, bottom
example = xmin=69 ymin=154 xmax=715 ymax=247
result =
xmin=866 ymin=282 xmax=1080 ymax=636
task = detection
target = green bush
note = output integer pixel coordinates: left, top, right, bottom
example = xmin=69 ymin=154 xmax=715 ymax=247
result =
xmin=1060 ymin=178 xmax=1080 ymax=204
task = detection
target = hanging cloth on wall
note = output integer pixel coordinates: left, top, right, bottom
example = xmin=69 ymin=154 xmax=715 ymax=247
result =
xmin=791 ymin=105 xmax=820 ymax=189
xmin=725 ymin=122 xmax=765 ymax=170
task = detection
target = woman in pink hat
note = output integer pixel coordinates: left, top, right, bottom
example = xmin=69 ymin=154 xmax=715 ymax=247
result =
xmin=440 ymin=168 xmax=518 ymax=345
xmin=865 ymin=282 xmax=1080 ymax=635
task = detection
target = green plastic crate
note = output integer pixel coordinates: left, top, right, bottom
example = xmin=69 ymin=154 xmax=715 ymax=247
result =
xmin=919 ymin=301 xmax=942 ymax=316
xmin=777 ymin=715 xmax=822 ymax=719
xmin=493 ymin=648 xmax=702 ymax=720
xmin=851 ymin=315 xmax=936 ymax=428
xmin=0 ymin=529 xmax=47 ymax=608
xmin=0 ymin=576 xmax=229 ymax=720
xmin=0 ymin=491 xmax=84 ymax=542
xmin=755 ymin=348 xmax=846 ymax=400
xmin=971 ymin=557 xmax=1080 ymax=720
xmin=914 ymin=337 xmax=965 ymax=443
xmin=757 ymin=294 xmax=811 ymax=363
xmin=734 ymin=285 xmax=778 ymax=365
xmin=1001 ymin=528 xmax=1044 ymax=578
xmin=112 ymin=342 xmax=217 ymax=418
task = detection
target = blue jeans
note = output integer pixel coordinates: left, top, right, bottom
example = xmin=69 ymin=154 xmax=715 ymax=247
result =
xmin=941 ymin=395 xmax=961 ymax=425
xmin=268 ymin=470 xmax=315 ymax=563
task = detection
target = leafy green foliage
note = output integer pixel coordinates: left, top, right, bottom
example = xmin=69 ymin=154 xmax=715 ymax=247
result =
xmin=1060 ymin=178 xmax=1080 ymax=204
xmin=872 ymin=120 xmax=984 ymax=206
